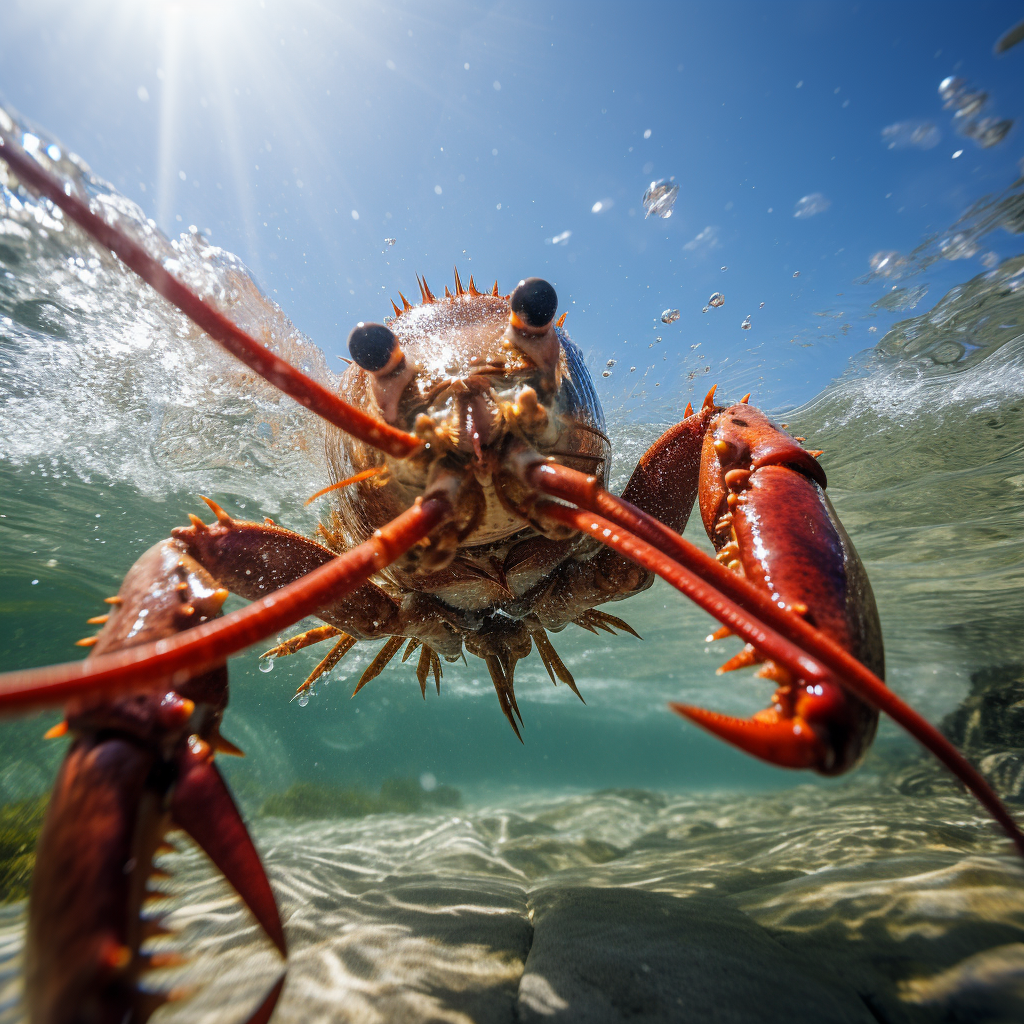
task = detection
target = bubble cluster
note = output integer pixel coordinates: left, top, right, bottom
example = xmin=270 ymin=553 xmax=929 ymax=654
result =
xmin=881 ymin=121 xmax=941 ymax=150
xmin=939 ymin=75 xmax=1013 ymax=149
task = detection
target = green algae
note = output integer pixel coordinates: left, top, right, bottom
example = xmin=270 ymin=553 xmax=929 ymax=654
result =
xmin=0 ymin=797 xmax=47 ymax=903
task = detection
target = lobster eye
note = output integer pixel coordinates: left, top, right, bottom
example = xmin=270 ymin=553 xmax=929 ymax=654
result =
xmin=509 ymin=278 xmax=558 ymax=332
xmin=348 ymin=322 xmax=401 ymax=373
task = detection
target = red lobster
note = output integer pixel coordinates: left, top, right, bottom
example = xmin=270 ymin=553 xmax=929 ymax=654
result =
xmin=1 ymin=122 xmax=1022 ymax=1024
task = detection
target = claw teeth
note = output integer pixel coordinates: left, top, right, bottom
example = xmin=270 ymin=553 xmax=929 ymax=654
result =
xmin=724 ymin=468 xmax=751 ymax=490
xmin=716 ymin=542 xmax=740 ymax=563
xmin=104 ymin=596 xmax=123 ymax=605
xmin=187 ymin=513 xmax=206 ymax=530
xmin=75 ymin=636 xmax=99 ymax=647
xmin=214 ymin=733 xmax=246 ymax=757
xmin=717 ymin=644 xmax=763 ymax=674
xmin=43 ymin=720 xmax=68 ymax=739
xmin=100 ymin=940 xmax=132 ymax=972
xmin=199 ymin=496 xmax=233 ymax=524
xmin=86 ymin=614 xmax=109 ymax=625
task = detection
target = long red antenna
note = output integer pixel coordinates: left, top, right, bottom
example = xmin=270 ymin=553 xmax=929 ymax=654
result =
xmin=0 ymin=496 xmax=451 ymax=714
xmin=0 ymin=134 xmax=422 ymax=460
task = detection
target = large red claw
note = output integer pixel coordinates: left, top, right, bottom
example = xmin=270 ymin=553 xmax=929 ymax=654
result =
xmin=171 ymin=746 xmax=286 ymax=956
xmin=670 ymin=703 xmax=829 ymax=771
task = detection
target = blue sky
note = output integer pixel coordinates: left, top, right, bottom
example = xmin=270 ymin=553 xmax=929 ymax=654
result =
xmin=2 ymin=0 xmax=1023 ymax=413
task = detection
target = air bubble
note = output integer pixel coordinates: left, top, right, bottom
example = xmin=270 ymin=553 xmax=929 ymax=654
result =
xmin=297 ymin=693 xmax=309 ymax=706
xmin=793 ymin=193 xmax=830 ymax=219
xmin=661 ymin=308 xmax=680 ymax=323
xmin=642 ymin=179 xmax=679 ymax=219
xmin=259 ymin=658 xmax=274 ymax=673
xmin=741 ymin=316 xmax=752 ymax=330
xmin=708 ymin=292 xmax=724 ymax=308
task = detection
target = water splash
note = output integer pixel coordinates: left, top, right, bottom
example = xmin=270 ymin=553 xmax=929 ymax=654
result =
xmin=0 ymin=101 xmax=331 ymax=513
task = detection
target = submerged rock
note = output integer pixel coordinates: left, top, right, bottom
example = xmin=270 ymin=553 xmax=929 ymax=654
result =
xmin=519 ymin=886 xmax=872 ymax=1022
xmin=893 ymin=664 xmax=1024 ymax=801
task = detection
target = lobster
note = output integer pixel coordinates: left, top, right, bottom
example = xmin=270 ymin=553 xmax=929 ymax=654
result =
xmin=1 ymin=116 xmax=1022 ymax=1024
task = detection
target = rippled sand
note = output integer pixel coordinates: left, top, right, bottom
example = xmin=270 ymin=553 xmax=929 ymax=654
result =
xmin=2 ymin=781 xmax=1023 ymax=1023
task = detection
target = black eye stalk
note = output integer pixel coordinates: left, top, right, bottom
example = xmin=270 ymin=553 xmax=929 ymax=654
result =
xmin=509 ymin=278 xmax=558 ymax=334
xmin=348 ymin=322 xmax=404 ymax=376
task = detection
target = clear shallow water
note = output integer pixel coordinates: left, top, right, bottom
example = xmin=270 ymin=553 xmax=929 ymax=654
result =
xmin=4 ymin=784 xmax=1024 ymax=1023
xmin=2 ymin=57 xmax=1024 ymax=1023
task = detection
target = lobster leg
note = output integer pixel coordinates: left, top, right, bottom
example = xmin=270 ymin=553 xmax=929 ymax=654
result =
xmin=171 ymin=498 xmax=464 ymax=661
xmin=26 ymin=540 xmax=285 ymax=1024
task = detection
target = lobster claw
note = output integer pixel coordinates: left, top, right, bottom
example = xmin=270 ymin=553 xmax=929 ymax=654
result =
xmin=171 ymin=739 xmax=287 ymax=956
xmin=670 ymin=678 xmax=854 ymax=774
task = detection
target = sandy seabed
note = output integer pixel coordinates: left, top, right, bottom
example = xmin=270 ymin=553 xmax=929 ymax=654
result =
xmin=2 ymin=781 xmax=1024 ymax=1024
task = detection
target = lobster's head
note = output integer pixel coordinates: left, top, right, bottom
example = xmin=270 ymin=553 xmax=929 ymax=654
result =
xmin=331 ymin=274 xmax=608 ymax=556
